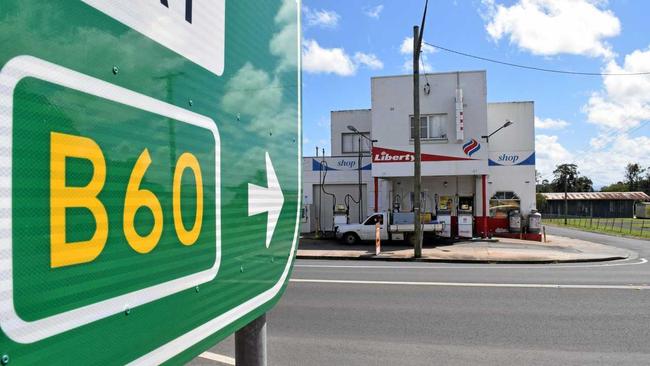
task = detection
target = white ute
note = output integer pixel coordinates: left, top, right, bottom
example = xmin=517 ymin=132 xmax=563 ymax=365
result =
xmin=335 ymin=211 xmax=445 ymax=245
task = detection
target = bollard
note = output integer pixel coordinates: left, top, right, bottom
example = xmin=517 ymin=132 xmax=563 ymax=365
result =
xmin=375 ymin=222 xmax=381 ymax=256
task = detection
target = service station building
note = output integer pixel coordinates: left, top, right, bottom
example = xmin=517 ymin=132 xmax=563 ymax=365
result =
xmin=302 ymin=71 xmax=536 ymax=238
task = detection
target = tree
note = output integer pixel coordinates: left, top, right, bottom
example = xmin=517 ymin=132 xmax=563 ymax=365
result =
xmin=536 ymin=193 xmax=547 ymax=211
xmin=575 ymin=176 xmax=594 ymax=192
xmin=642 ymin=168 xmax=650 ymax=194
xmin=625 ymin=163 xmax=646 ymax=191
xmin=535 ymin=169 xmax=553 ymax=193
xmin=601 ymin=181 xmax=628 ymax=192
xmin=536 ymin=179 xmax=552 ymax=193
xmin=551 ymin=163 xmax=593 ymax=192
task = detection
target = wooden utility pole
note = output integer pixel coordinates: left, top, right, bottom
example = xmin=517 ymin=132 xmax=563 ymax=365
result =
xmin=564 ymin=175 xmax=569 ymax=225
xmin=413 ymin=25 xmax=422 ymax=258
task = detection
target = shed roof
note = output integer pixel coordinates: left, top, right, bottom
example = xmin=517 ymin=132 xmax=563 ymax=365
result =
xmin=542 ymin=192 xmax=650 ymax=201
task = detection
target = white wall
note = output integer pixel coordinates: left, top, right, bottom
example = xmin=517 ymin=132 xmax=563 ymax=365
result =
xmin=487 ymin=102 xmax=536 ymax=214
xmin=371 ymin=71 xmax=489 ymax=177
xmin=330 ymin=109 xmax=372 ymax=156
xmin=302 ymin=156 xmax=374 ymax=232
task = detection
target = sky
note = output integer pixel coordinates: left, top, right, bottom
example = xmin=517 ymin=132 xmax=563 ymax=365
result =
xmin=300 ymin=0 xmax=650 ymax=188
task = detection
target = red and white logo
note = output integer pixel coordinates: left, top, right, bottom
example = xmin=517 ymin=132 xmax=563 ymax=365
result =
xmin=372 ymin=147 xmax=476 ymax=163
xmin=374 ymin=148 xmax=415 ymax=162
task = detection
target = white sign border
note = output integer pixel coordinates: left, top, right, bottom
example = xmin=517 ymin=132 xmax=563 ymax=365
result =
xmin=80 ymin=0 xmax=226 ymax=76
xmin=0 ymin=55 xmax=222 ymax=344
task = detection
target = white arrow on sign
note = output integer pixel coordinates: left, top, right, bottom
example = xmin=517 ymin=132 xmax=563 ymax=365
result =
xmin=248 ymin=152 xmax=285 ymax=248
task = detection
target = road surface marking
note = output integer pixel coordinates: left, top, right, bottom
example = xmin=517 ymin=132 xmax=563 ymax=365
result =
xmin=290 ymin=278 xmax=649 ymax=290
xmin=199 ymin=351 xmax=235 ymax=365
xmin=294 ymin=258 xmax=646 ymax=270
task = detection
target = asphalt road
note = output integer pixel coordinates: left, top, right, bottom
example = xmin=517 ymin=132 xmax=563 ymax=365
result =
xmin=191 ymin=227 xmax=650 ymax=366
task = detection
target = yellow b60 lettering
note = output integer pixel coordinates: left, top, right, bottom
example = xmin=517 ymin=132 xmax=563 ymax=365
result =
xmin=50 ymin=132 xmax=204 ymax=268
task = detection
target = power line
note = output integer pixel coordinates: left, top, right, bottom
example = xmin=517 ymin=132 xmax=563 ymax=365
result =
xmin=423 ymin=42 xmax=650 ymax=76
xmin=419 ymin=51 xmax=431 ymax=87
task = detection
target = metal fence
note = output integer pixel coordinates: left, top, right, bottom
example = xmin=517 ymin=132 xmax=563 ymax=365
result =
xmin=544 ymin=214 xmax=650 ymax=239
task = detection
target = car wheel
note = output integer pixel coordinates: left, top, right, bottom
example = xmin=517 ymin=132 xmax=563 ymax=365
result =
xmin=342 ymin=232 xmax=359 ymax=245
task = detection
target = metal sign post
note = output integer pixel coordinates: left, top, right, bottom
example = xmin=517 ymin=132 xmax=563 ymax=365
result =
xmin=236 ymin=314 xmax=268 ymax=366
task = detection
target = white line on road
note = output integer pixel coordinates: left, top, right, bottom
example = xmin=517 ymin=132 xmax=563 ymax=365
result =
xmin=294 ymin=258 xmax=647 ymax=270
xmin=199 ymin=352 xmax=235 ymax=365
xmin=290 ymin=278 xmax=649 ymax=290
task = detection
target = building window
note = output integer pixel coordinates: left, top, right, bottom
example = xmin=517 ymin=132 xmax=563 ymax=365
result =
xmin=342 ymin=132 xmax=371 ymax=153
xmin=489 ymin=191 xmax=520 ymax=218
xmin=410 ymin=114 xmax=447 ymax=140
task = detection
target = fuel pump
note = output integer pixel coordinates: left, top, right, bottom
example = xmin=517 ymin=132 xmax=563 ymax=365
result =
xmin=457 ymin=196 xmax=474 ymax=238
xmin=437 ymin=195 xmax=453 ymax=238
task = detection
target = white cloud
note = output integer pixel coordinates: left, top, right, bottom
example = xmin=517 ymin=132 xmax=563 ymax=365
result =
xmin=484 ymin=0 xmax=620 ymax=58
xmin=535 ymin=133 xmax=650 ymax=186
xmin=304 ymin=7 xmax=340 ymax=28
xmin=364 ymin=5 xmax=384 ymax=19
xmin=585 ymin=47 xmax=650 ymax=132
xmin=302 ymin=39 xmax=356 ymax=76
xmin=535 ymin=116 xmax=569 ymax=130
xmin=400 ymin=36 xmax=435 ymax=72
xmin=400 ymin=36 xmax=436 ymax=55
xmin=578 ymin=134 xmax=650 ymax=186
xmin=535 ymin=134 xmax=574 ymax=179
xmin=354 ymin=52 xmax=384 ymax=70
xmin=317 ymin=116 xmax=330 ymax=128
xmin=302 ymin=39 xmax=384 ymax=76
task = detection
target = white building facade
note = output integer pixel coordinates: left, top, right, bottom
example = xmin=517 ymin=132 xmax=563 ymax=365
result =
xmin=302 ymin=71 xmax=536 ymax=237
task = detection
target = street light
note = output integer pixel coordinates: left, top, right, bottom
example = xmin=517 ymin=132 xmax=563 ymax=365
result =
xmin=347 ymin=125 xmax=378 ymax=143
xmin=482 ymin=120 xmax=513 ymax=143
xmin=347 ymin=125 xmax=378 ymax=223
xmin=478 ymin=119 xmax=514 ymax=237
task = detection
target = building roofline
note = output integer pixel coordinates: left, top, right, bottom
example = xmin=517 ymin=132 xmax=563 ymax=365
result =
xmin=541 ymin=192 xmax=650 ymax=201
xmin=488 ymin=100 xmax=535 ymax=105
xmin=331 ymin=108 xmax=371 ymax=113
xmin=371 ymin=70 xmax=486 ymax=80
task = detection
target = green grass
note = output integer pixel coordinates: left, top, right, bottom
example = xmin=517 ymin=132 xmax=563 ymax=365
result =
xmin=544 ymin=216 xmax=650 ymax=240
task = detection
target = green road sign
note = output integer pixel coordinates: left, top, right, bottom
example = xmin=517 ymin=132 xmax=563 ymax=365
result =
xmin=0 ymin=0 xmax=300 ymax=364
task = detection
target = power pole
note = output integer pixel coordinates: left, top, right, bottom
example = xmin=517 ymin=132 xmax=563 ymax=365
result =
xmin=358 ymin=136 xmax=362 ymax=223
xmin=413 ymin=25 xmax=422 ymax=258
xmin=564 ymin=175 xmax=569 ymax=225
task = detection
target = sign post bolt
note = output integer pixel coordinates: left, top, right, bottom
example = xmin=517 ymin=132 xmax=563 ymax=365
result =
xmin=1 ymin=354 xmax=9 ymax=365
xmin=195 ymin=286 xmax=200 ymax=293
xmin=112 ymin=66 xmax=119 ymax=75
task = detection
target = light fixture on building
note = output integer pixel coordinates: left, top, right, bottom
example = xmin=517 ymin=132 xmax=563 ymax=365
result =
xmin=424 ymin=82 xmax=431 ymax=95
xmin=482 ymin=119 xmax=514 ymax=143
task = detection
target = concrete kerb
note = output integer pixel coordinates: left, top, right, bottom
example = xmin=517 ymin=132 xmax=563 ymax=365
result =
xmin=295 ymin=253 xmax=629 ymax=265
xmin=296 ymin=233 xmax=634 ymax=264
